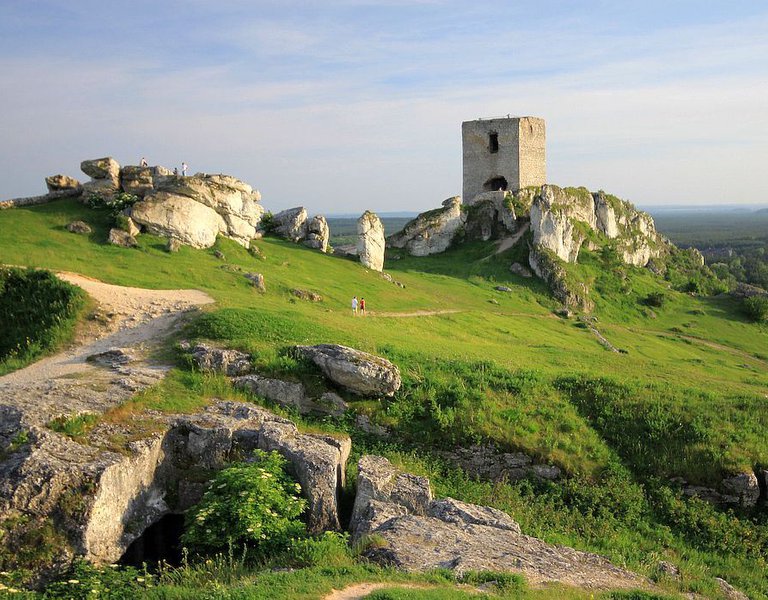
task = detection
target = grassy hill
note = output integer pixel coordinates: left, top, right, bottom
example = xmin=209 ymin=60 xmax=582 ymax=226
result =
xmin=1 ymin=198 xmax=767 ymax=599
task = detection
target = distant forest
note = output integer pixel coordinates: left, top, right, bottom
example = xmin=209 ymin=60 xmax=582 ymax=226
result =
xmin=652 ymin=209 xmax=768 ymax=291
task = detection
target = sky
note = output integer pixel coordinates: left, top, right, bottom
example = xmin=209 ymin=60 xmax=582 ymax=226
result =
xmin=1 ymin=0 xmax=767 ymax=214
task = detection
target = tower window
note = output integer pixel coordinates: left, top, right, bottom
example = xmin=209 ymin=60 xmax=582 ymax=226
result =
xmin=489 ymin=132 xmax=499 ymax=153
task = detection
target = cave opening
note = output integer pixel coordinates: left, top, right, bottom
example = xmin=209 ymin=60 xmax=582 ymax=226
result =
xmin=119 ymin=513 xmax=185 ymax=568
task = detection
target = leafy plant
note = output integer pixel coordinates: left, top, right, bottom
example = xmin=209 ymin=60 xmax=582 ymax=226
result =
xmin=182 ymin=450 xmax=307 ymax=557
xmin=643 ymin=292 xmax=666 ymax=307
xmin=743 ymin=295 xmax=768 ymax=322
xmin=85 ymin=191 xmax=139 ymax=216
xmin=0 ymin=267 xmax=87 ymax=371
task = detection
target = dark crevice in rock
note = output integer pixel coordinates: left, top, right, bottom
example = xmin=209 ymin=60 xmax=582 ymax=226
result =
xmin=119 ymin=513 xmax=185 ymax=568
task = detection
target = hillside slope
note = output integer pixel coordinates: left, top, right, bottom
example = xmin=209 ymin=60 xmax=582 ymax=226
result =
xmin=0 ymin=198 xmax=767 ymax=598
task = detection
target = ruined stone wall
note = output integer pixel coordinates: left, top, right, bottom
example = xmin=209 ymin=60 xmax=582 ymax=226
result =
xmin=517 ymin=117 xmax=546 ymax=189
xmin=462 ymin=116 xmax=546 ymax=203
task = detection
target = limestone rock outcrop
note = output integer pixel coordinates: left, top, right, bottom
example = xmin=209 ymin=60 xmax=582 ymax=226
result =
xmin=357 ymin=211 xmax=385 ymax=271
xmin=131 ymin=193 xmax=225 ymax=248
xmin=67 ymin=220 xmax=92 ymax=235
xmin=303 ymin=214 xmax=330 ymax=252
xmin=183 ymin=343 xmax=253 ymax=377
xmin=107 ymin=228 xmax=137 ymax=248
xmin=45 ymin=174 xmax=81 ymax=193
xmin=464 ymin=191 xmax=517 ymax=242
xmin=0 ymin=402 xmax=350 ymax=572
xmin=294 ymin=344 xmax=401 ymax=397
xmin=272 ymin=207 xmax=308 ymax=242
xmin=529 ymin=186 xmax=664 ymax=268
xmin=351 ymin=455 xmax=647 ymax=590
xmin=128 ymin=173 xmax=264 ymax=249
xmin=387 ymin=197 xmax=465 ymax=256
xmin=120 ymin=166 xmax=155 ymax=198
xmin=81 ymin=157 xmax=121 ymax=198
xmin=529 ymin=245 xmax=594 ymax=311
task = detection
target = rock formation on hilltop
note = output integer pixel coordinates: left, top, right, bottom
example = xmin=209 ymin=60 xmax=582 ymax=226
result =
xmin=132 ymin=173 xmax=265 ymax=249
xmin=387 ymin=184 xmax=669 ymax=310
xmin=387 ymin=197 xmax=465 ymax=256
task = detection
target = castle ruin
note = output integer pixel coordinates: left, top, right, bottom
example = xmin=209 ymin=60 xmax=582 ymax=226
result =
xmin=462 ymin=116 xmax=546 ymax=203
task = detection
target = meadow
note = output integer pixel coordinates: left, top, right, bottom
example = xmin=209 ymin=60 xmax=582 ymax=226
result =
xmin=0 ymin=198 xmax=766 ymax=598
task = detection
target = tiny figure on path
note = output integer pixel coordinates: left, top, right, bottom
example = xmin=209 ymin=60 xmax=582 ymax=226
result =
xmin=351 ymin=296 xmax=358 ymax=316
xmin=173 ymin=167 xmax=179 ymax=176
xmin=360 ymin=297 xmax=366 ymax=316
xmin=140 ymin=157 xmax=148 ymax=167
xmin=181 ymin=162 xmax=188 ymax=176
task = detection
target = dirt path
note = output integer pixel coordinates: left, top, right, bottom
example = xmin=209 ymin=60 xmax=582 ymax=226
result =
xmin=482 ymin=222 xmax=530 ymax=259
xmin=324 ymin=583 xmax=433 ymax=600
xmin=367 ymin=309 xmax=462 ymax=318
xmin=0 ymin=272 xmax=215 ymax=426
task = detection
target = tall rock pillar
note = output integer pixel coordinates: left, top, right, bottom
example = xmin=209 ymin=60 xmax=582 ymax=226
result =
xmin=356 ymin=211 xmax=385 ymax=272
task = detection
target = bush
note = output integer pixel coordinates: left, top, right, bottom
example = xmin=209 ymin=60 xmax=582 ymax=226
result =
xmin=743 ymin=295 xmax=768 ymax=322
xmin=0 ymin=267 xmax=86 ymax=365
xmin=85 ymin=191 xmax=138 ymax=216
xmin=182 ymin=450 xmax=307 ymax=558
xmin=644 ymin=292 xmax=666 ymax=307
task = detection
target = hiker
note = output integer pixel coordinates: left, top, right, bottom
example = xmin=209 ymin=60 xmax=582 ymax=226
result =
xmin=351 ymin=296 xmax=358 ymax=316
xmin=140 ymin=157 xmax=148 ymax=167
xmin=181 ymin=162 xmax=188 ymax=176
xmin=360 ymin=297 xmax=366 ymax=316
xmin=173 ymin=167 xmax=179 ymax=176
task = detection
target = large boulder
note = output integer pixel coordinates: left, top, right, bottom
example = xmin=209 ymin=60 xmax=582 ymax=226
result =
xmin=357 ymin=211 xmax=385 ymax=271
xmin=294 ymin=344 xmax=401 ymax=397
xmin=387 ymin=197 xmax=466 ymax=256
xmin=107 ymin=228 xmax=137 ymax=248
xmin=257 ymin=419 xmax=351 ymax=532
xmin=131 ymin=193 xmax=226 ymax=248
xmin=351 ymin=455 xmax=647 ymax=590
xmin=81 ymin=157 xmax=121 ymax=198
xmin=272 ymin=207 xmax=308 ymax=242
xmin=303 ymin=215 xmax=330 ymax=252
xmin=720 ymin=472 xmax=761 ymax=508
xmin=184 ymin=343 xmax=253 ymax=376
xmin=81 ymin=157 xmax=121 ymax=181
xmin=45 ymin=174 xmax=81 ymax=193
xmin=127 ymin=173 xmax=265 ymax=248
xmin=120 ymin=166 xmax=155 ymax=198
xmin=350 ymin=455 xmax=432 ymax=538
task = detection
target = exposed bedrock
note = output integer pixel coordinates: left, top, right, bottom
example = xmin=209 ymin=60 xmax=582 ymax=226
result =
xmin=350 ymin=455 xmax=647 ymax=590
xmin=0 ymin=402 xmax=350 ymax=570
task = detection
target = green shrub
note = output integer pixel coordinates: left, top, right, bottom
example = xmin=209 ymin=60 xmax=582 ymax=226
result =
xmin=643 ymin=292 xmax=666 ymax=307
xmin=182 ymin=450 xmax=307 ymax=558
xmin=0 ymin=267 xmax=86 ymax=367
xmin=287 ymin=531 xmax=353 ymax=567
xmin=743 ymin=295 xmax=768 ymax=322
xmin=260 ymin=211 xmax=276 ymax=234
xmin=84 ymin=191 xmax=138 ymax=215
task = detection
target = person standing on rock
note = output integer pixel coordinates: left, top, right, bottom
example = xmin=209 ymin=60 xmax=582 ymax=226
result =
xmin=181 ymin=162 xmax=188 ymax=176
xmin=140 ymin=157 xmax=148 ymax=167
xmin=352 ymin=296 xmax=358 ymax=316
xmin=360 ymin=297 xmax=366 ymax=316
xmin=173 ymin=167 xmax=179 ymax=176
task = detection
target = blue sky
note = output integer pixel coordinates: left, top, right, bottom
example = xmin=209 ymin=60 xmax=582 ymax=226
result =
xmin=1 ymin=0 xmax=766 ymax=213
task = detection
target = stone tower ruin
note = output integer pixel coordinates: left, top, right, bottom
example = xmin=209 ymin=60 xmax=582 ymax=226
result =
xmin=462 ymin=116 xmax=546 ymax=203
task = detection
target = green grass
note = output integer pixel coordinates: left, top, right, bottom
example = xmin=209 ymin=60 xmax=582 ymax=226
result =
xmin=1 ymin=198 xmax=768 ymax=598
